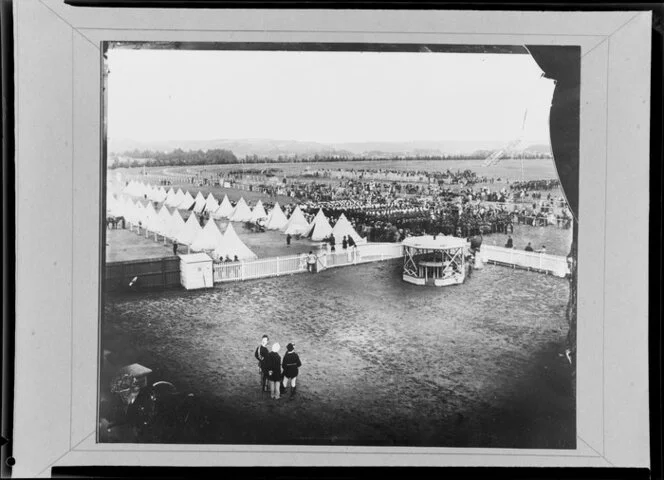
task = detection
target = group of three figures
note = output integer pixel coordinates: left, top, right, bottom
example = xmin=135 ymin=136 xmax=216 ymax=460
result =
xmin=254 ymin=335 xmax=302 ymax=400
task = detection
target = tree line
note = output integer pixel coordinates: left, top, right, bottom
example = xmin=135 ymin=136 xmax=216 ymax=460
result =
xmin=108 ymin=148 xmax=238 ymax=169
xmin=108 ymin=148 xmax=552 ymax=169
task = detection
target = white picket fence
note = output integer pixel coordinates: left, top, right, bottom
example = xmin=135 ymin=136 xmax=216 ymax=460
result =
xmin=212 ymin=243 xmax=404 ymax=283
xmin=120 ymin=221 xmax=570 ymax=281
xmin=480 ymin=245 xmax=570 ymax=277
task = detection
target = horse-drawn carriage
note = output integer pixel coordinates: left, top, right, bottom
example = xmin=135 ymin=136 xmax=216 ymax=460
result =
xmin=244 ymin=219 xmax=266 ymax=233
xmin=106 ymin=215 xmax=125 ymax=230
xmin=99 ymin=363 xmax=209 ymax=443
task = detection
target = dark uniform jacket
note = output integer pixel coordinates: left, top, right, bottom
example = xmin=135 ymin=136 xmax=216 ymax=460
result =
xmin=265 ymin=352 xmax=282 ymax=381
xmin=255 ymin=345 xmax=269 ymax=370
xmin=282 ymin=351 xmax=302 ymax=378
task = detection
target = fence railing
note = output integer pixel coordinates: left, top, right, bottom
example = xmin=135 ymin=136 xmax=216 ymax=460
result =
xmin=212 ymin=242 xmax=404 ymax=283
xmin=105 ymin=256 xmax=181 ymax=291
xmin=117 ymin=216 xmax=570 ymax=283
xmin=480 ymin=245 xmax=570 ymax=277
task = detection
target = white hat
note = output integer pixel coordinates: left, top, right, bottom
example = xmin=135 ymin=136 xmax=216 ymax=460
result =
xmin=272 ymin=343 xmax=280 ymax=353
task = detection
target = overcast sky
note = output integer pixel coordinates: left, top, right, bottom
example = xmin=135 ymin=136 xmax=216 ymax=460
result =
xmin=107 ymin=48 xmax=554 ymax=145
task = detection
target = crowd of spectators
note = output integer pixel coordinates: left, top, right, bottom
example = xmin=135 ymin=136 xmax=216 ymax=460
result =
xmin=134 ymin=167 xmax=571 ymax=243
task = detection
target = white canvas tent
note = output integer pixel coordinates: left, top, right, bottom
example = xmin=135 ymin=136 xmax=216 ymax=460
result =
xmin=331 ymin=213 xmax=366 ymax=245
xmin=265 ymin=202 xmax=288 ymax=230
xmin=166 ymin=208 xmax=185 ymax=239
xmin=135 ymin=182 xmax=148 ymax=198
xmin=283 ymin=205 xmax=310 ymax=235
xmin=249 ymin=200 xmax=268 ymax=222
xmin=138 ymin=182 xmax=149 ymax=197
xmin=178 ymin=191 xmax=196 ymax=210
xmin=156 ymin=186 xmax=168 ymax=203
xmin=193 ymin=191 xmax=207 ymax=213
xmin=205 ymin=193 xmax=219 ymax=213
xmin=117 ymin=198 xmax=131 ymax=222
xmin=176 ymin=213 xmax=203 ymax=246
xmin=170 ymin=188 xmax=185 ymax=207
xmin=165 ymin=188 xmax=179 ymax=207
xmin=213 ymin=194 xmax=233 ymax=219
xmin=155 ymin=205 xmax=172 ymax=235
xmin=115 ymin=196 xmax=130 ymax=218
xmin=229 ymin=197 xmax=253 ymax=222
xmin=123 ymin=181 xmax=136 ymax=196
xmin=213 ymin=223 xmax=257 ymax=261
xmin=146 ymin=185 xmax=159 ymax=202
xmin=134 ymin=201 xmax=146 ymax=225
xmin=304 ymin=209 xmax=333 ymax=241
xmin=190 ymin=218 xmax=225 ymax=252
xmin=125 ymin=197 xmax=137 ymax=219
xmin=106 ymin=194 xmax=119 ymax=216
xmin=130 ymin=200 xmax=143 ymax=225
xmin=144 ymin=202 xmax=159 ymax=231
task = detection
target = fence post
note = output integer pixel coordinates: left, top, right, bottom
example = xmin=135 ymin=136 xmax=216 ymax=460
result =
xmin=276 ymin=257 xmax=280 ymax=275
xmin=241 ymin=262 xmax=245 ymax=281
xmin=539 ymin=253 xmax=543 ymax=270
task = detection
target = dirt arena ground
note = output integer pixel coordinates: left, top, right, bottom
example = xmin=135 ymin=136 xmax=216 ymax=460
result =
xmin=101 ymin=261 xmax=575 ymax=448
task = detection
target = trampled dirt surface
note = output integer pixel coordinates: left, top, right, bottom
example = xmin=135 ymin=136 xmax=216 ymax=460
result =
xmin=101 ymin=261 xmax=575 ymax=448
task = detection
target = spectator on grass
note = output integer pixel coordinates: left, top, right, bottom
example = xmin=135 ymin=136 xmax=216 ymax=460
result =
xmin=505 ymin=236 xmax=513 ymax=249
xmin=347 ymin=235 xmax=356 ymax=249
xmin=347 ymin=235 xmax=357 ymax=262
xmin=525 ymin=242 xmax=534 ymax=252
xmin=466 ymin=253 xmax=474 ymax=279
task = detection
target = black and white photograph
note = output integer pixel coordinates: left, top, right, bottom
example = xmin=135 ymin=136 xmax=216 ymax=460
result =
xmin=100 ymin=43 xmax=579 ymax=448
xmin=9 ymin=3 xmax=653 ymax=475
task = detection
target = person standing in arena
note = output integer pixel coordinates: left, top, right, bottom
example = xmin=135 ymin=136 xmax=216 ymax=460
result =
xmin=266 ymin=343 xmax=283 ymax=400
xmin=281 ymin=343 xmax=302 ymax=397
xmin=254 ymin=335 xmax=270 ymax=393
xmin=306 ymin=251 xmax=317 ymax=273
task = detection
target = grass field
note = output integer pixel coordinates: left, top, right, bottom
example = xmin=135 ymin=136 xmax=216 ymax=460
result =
xmin=121 ymin=158 xmax=559 ymax=182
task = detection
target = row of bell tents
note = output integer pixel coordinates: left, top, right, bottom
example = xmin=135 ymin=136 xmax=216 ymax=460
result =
xmin=108 ymin=195 xmax=258 ymax=260
xmin=110 ymin=180 xmax=365 ymax=245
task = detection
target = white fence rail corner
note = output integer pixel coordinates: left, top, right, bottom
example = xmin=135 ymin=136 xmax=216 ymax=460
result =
xmin=212 ymin=243 xmax=404 ymax=283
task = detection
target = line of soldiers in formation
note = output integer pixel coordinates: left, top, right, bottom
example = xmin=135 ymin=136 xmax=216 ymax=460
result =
xmin=301 ymin=202 xmax=516 ymax=243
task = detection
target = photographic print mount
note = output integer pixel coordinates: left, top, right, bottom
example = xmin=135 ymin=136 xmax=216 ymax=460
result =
xmin=12 ymin=1 xmax=650 ymax=476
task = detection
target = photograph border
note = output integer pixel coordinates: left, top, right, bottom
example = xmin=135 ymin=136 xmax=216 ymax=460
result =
xmin=12 ymin=2 xmax=651 ymax=476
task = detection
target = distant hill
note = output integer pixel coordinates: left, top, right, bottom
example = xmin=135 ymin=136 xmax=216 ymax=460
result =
xmin=109 ymin=137 xmax=548 ymax=158
xmin=523 ymin=143 xmax=552 ymax=155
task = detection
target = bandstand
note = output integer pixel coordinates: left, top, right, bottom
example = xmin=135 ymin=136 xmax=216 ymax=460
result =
xmin=402 ymin=235 xmax=468 ymax=287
